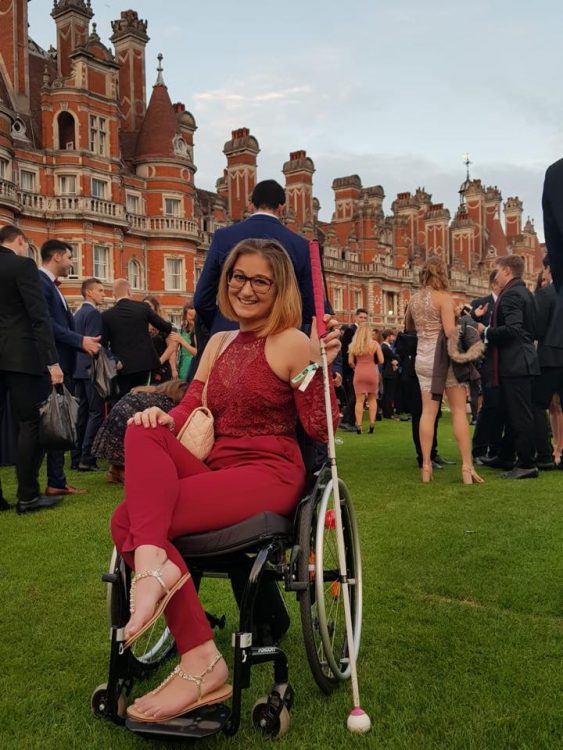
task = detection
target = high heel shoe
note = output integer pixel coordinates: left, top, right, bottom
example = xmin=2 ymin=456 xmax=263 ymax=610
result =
xmin=368 ymin=423 xmax=374 ymax=434
xmin=421 ymin=464 xmax=433 ymax=483
xmin=355 ymin=425 xmax=362 ymax=434
xmin=462 ymin=465 xmax=484 ymax=485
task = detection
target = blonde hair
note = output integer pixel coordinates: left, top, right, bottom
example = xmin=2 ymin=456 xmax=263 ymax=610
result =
xmin=217 ymin=239 xmax=302 ymax=336
xmin=419 ymin=256 xmax=449 ymax=291
xmin=348 ymin=323 xmax=375 ymax=357
xmin=131 ymin=379 xmax=188 ymax=404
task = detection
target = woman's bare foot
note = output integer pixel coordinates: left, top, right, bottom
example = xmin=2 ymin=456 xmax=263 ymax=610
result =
xmin=131 ymin=640 xmax=229 ymax=720
xmin=124 ymin=544 xmax=182 ymax=644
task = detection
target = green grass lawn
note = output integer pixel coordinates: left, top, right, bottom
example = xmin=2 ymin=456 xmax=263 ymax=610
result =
xmin=1 ymin=417 xmax=562 ymax=749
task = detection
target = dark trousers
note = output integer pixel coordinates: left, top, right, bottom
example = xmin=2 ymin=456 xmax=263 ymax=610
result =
xmin=115 ymin=370 xmax=150 ymax=404
xmin=499 ymin=376 xmax=536 ymax=469
xmin=341 ymin=370 xmax=356 ymax=425
xmin=532 ymin=367 xmax=563 ymax=463
xmin=72 ymin=379 xmax=104 ymax=466
xmin=0 ymin=370 xmax=45 ymax=502
xmin=472 ymin=383 xmax=504 ymax=458
xmin=43 ymin=374 xmax=75 ymax=489
xmin=403 ymin=377 xmax=439 ymax=465
xmin=382 ymin=377 xmax=397 ymax=418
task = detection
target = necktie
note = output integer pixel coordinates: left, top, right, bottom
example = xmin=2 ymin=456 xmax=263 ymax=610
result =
xmin=54 ymin=279 xmax=62 ymax=287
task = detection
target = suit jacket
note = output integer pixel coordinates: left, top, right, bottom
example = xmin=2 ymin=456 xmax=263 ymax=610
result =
xmin=381 ymin=341 xmax=398 ymax=379
xmin=486 ymin=279 xmax=539 ymax=378
xmin=535 ymin=283 xmax=563 ymax=368
xmin=0 ymin=246 xmax=58 ymax=375
xmin=39 ymin=268 xmax=83 ymax=376
xmin=193 ymin=214 xmax=314 ymax=333
xmin=102 ymin=299 xmax=172 ymax=375
xmin=73 ymin=303 xmax=103 ymax=379
xmin=470 ymin=293 xmax=494 ymax=326
xmin=340 ymin=323 xmax=357 ymax=378
xmin=542 ymin=158 xmax=563 ymax=297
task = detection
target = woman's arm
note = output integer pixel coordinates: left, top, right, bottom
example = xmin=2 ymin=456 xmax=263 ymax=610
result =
xmin=374 ymin=342 xmax=384 ymax=364
xmin=348 ymin=354 xmax=355 ymax=369
xmin=439 ymin=293 xmax=457 ymax=338
xmin=405 ymin=303 xmax=415 ymax=331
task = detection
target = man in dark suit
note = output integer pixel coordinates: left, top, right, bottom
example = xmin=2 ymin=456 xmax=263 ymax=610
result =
xmin=339 ymin=308 xmax=368 ymax=430
xmin=0 ymin=225 xmax=64 ymax=514
xmin=381 ymin=329 xmax=399 ymax=418
xmin=72 ymin=277 xmax=105 ymax=471
xmin=470 ymin=271 xmax=504 ymax=462
xmin=478 ymin=255 xmax=540 ymax=479
xmin=102 ymin=278 xmax=172 ymax=397
xmin=193 ymin=179 xmax=314 ymax=334
xmin=532 ymin=258 xmax=563 ymax=470
xmin=542 ymin=159 xmax=563 ymax=296
xmin=39 ymin=239 xmax=102 ymax=496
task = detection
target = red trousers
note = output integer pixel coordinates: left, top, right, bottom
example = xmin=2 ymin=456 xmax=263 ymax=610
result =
xmin=111 ymin=424 xmax=305 ymax=653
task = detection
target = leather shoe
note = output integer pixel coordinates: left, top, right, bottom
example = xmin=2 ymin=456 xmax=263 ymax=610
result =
xmin=418 ymin=460 xmax=443 ymax=470
xmin=537 ymin=461 xmax=556 ymax=471
xmin=500 ymin=467 xmax=539 ymax=480
xmin=17 ymin=494 xmax=62 ymax=514
xmin=434 ymin=454 xmax=456 ymax=466
xmin=479 ymin=456 xmax=515 ymax=470
xmin=338 ymin=423 xmax=355 ymax=432
xmin=77 ymin=463 xmax=101 ymax=472
xmin=45 ymin=485 xmax=87 ymax=496
xmin=0 ymin=497 xmax=13 ymax=512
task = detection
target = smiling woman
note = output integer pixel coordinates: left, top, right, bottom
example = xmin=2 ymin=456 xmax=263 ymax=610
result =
xmin=109 ymin=238 xmax=341 ymax=724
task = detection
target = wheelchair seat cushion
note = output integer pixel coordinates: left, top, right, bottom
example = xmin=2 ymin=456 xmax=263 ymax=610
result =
xmin=173 ymin=512 xmax=293 ymax=558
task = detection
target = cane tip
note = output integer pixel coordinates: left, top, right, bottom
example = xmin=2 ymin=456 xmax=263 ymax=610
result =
xmin=347 ymin=708 xmax=371 ymax=733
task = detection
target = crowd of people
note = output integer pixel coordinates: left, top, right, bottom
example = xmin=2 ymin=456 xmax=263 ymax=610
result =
xmin=1 ymin=170 xmax=563 ymax=720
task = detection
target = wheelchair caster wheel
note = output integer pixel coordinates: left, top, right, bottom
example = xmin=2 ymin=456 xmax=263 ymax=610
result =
xmin=251 ymin=697 xmax=290 ymax=738
xmin=91 ymin=682 xmax=127 ymax=720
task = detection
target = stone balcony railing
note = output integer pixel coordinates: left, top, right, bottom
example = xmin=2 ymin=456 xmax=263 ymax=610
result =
xmin=148 ymin=216 xmax=200 ymax=238
xmin=0 ymin=178 xmax=18 ymax=206
xmin=323 ymin=255 xmax=415 ymax=283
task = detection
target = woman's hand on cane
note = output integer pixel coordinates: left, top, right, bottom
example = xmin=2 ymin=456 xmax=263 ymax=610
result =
xmin=128 ymin=407 xmax=175 ymax=431
xmin=310 ymin=314 xmax=341 ymax=366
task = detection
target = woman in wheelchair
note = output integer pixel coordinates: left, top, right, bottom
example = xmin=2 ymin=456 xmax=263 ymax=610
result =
xmin=111 ymin=238 xmax=341 ymax=723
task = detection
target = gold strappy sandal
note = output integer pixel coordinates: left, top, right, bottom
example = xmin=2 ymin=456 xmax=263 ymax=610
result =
xmin=124 ymin=564 xmax=190 ymax=650
xmin=126 ymin=653 xmax=233 ymax=722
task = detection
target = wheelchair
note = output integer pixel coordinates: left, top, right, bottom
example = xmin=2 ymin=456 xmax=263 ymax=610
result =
xmin=91 ymin=461 xmax=363 ymax=740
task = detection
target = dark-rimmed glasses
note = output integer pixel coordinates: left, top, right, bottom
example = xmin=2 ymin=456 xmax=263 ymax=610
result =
xmin=227 ymin=272 xmax=274 ymax=295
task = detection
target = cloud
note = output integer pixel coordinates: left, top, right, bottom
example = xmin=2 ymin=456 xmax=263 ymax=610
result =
xmin=194 ymin=84 xmax=312 ymax=107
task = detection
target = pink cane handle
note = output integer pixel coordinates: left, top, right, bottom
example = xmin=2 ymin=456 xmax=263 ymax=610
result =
xmin=309 ymin=240 xmax=327 ymax=337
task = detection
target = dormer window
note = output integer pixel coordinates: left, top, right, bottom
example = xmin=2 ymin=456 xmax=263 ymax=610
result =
xmin=89 ymin=115 xmax=107 ymax=156
xmin=58 ymin=112 xmax=76 ymax=150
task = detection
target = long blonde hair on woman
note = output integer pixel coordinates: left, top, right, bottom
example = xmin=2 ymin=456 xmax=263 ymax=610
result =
xmin=348 ymin=324 xmax=375 ymax=357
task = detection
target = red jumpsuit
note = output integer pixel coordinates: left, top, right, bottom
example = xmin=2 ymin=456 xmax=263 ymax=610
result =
xmin=111 ymin=331 xmax=338 ymax=653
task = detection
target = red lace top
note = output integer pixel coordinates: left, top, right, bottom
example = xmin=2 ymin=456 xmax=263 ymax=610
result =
xmin=169 ymin=331 xmax=338 ymax=443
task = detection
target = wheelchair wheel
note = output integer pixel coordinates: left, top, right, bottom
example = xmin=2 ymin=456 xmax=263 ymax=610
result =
xmin=106 ymin=547 xmax=175 ymax=674
xmin=298 ymin=475 xmax=363 ymax=694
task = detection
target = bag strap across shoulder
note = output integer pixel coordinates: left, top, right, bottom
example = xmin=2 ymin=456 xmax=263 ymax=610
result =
xmin=201 ymin=331 xmax=236 ymax=407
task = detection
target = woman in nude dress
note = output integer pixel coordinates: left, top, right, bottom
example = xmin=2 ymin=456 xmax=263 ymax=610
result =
xmin=348 ymin=323 xmax=384 ymax=433
xmin=406 ymin=257 xmax=483 ymax=484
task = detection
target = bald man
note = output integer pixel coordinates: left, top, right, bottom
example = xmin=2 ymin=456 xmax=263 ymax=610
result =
xmin=101 ymin=279 xmax=172 ymax=397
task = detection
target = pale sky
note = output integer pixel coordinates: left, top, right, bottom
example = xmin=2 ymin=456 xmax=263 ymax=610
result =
xmin=28 ymin=0 xmax=563 ymax=239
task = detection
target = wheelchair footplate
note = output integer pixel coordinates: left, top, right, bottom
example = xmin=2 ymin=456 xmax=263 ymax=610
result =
xmin=126 ymin=703 xmax=231 ymax=739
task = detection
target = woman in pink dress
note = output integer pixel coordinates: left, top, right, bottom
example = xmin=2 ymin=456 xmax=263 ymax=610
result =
xmin=348 ymin=323 xmax=383 ymax=433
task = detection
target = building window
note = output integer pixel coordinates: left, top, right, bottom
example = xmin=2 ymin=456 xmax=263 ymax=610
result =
xmin=57 ymin=174 xmax=77 ymax=195
xmin=164 ymin=197 xmax=182 ymax=217
xmin=93 ymin=244 xmax=110 ymax=280
xmin=353 ymin=290 xmax=362 ymax=309
xmin=165 ymin=257 xmax=184 ymax=291
xmin=194 ymin=266 xmax=202 ymax=285
xmin=91 ymin=178 xmax=107 ymax=199
xmin=333 ymin=287 xmax=343 ymax=311
xmin=20 ymin=169 xmax=36 ymax=191
xmin=67 ymin=243 xmax=81 ymax=279
xmin=89 ymin=115 xmax=108 ymax=156
xmin=27 ymin=243 xmax=38 ymax=264
xmin=58 ymin=111 xmax=76 ymax=149
xmin=127 ymin=258 xmax=144 ymax=290
xmin=126 ymin=192 xmax=141 ymax=214
xmin=0 ymin=156 xmax=10 ymax=179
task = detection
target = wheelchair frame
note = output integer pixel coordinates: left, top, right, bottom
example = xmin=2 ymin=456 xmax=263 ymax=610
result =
xmin=92 ymin=463 xmax=362 ymax=740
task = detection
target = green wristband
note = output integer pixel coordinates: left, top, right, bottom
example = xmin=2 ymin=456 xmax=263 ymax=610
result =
xmin=291 ymin=362 xmax=321 ymax=385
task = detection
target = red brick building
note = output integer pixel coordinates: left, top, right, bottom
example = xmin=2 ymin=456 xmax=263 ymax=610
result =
xmin=0 ymin=1 xmax=544 ymax=324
